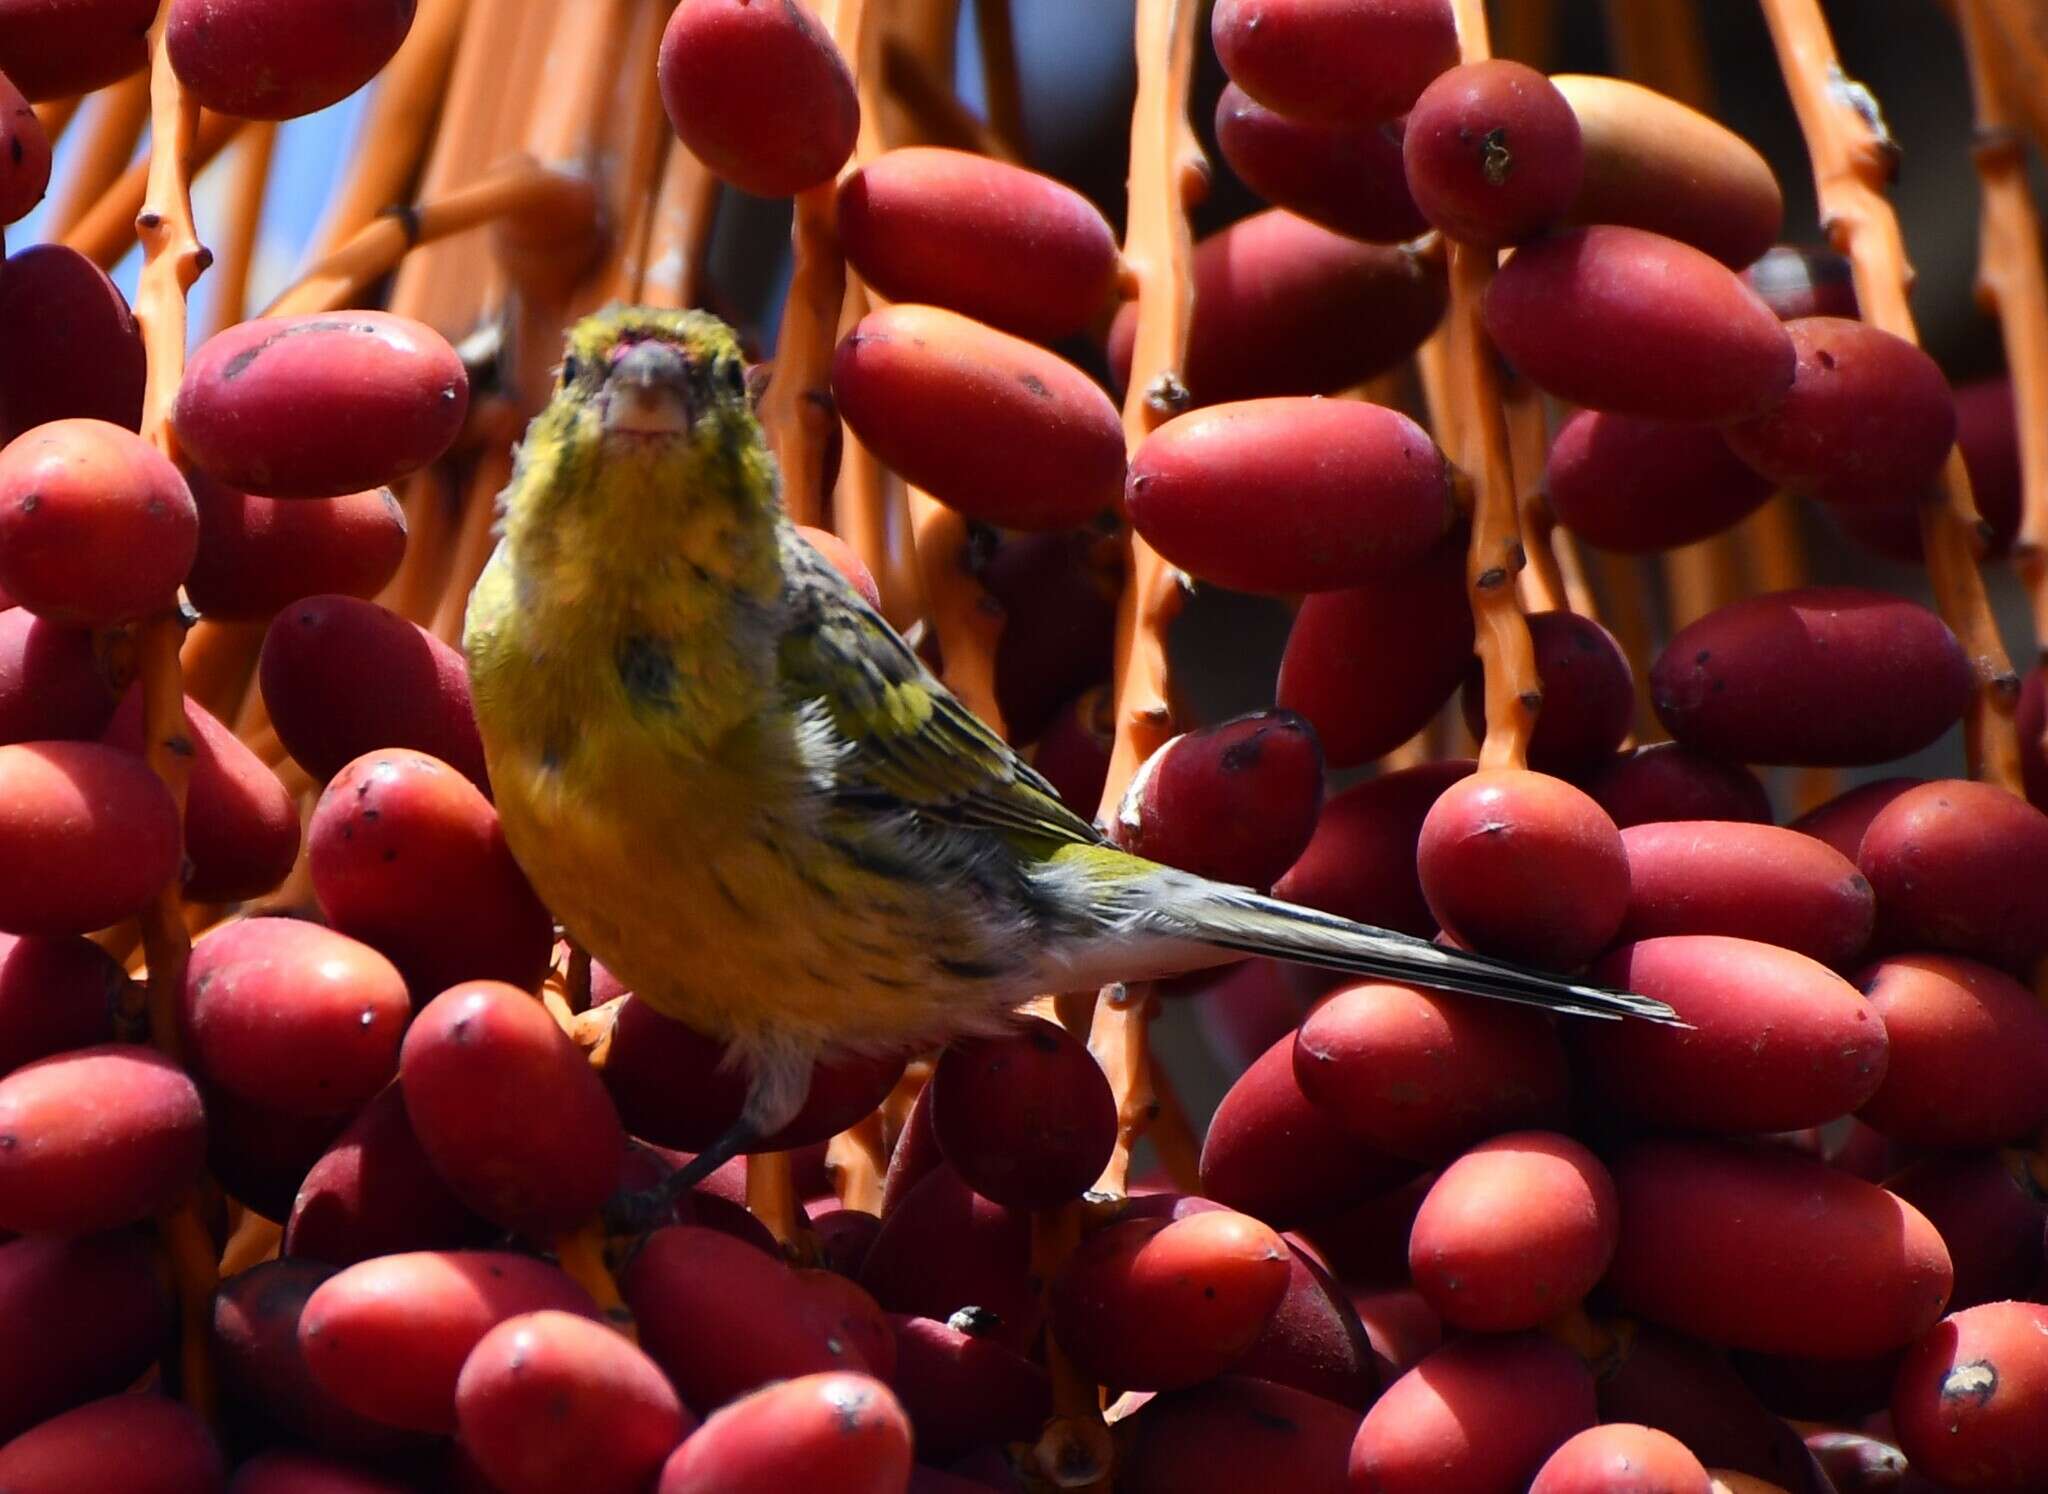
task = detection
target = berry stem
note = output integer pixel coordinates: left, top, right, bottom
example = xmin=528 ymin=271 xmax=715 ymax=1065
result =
xmin=826 ymin=1109 xmax=888 ymax=1214
xmin=1086 ymin=0 xmax=1205 ymax=1202
xmin=41 ymin=69 xmax=149 ymax=240
xmin=306 ymin=0 xmax=470 ymax=259
xmin=1444 ymin=0 xmax=1541 ymax=776
xmin=131 ymin=4 xmax=217 ymax=1420
xmin=827 ymin=20 xmax=925 ymax=630
xmin=878 ymin=33 xmax=1021 ymax=162
xmin=1760 ymin=0 xmax=2023 ymax=793
xmin=1958 ymin=0 xmax=2048 ymax=666
xmin=634 ymin=130 xmax=723 ymax=310
xmin=1504 ymin=376 xmax=1569 ymax=616
xmin=62 ymin=109 xmax=243 ymax=270
xmin=205 ymin=122 xmax=276 ymax=339
xmin=972 ymin=0 xmax=1025 ymax=157
xmin=760 ymin=0 xmax=874 ymax=530
xmin=266 ymin=159 xmax=599 ymax=318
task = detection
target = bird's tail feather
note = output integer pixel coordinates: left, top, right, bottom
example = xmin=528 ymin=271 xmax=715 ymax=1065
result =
xmin=1172 ymin=885 xmax=1682 ymax=1025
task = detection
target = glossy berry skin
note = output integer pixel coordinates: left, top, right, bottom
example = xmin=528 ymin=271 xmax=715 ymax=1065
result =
xmin=259 ymin=594 xmax=490 ymax=789
xmin=455 ymin=1310 xmax=692 ymax=1494
xmin=400 ymin=980 xmax=627 ymax=1240
xmin=1408 ymin=1132 xmax=1618 ymax=1333
xmin=655 ymin=1372 xmax=912 ymax=1494
xmin=1214 ymin=83 xmax=1426 ymax=244
xmin=1459 ymin=610 xmax=1633 ymax=776
xmin=181 ymin=917 xmax=408 ymax=1118
xmin=1050 ymin=1209 xmax=1292 ymax=1391
xmin=1891 ymin=1302 xmax=2048 ymax=1493
xmin=105 ymin=687 xmax=300 ymax=903
xmin=0 ymin=68 xmax=48 ymax=225
xmin=0 ymin=0 xmax=158 ymax=100
xmin=1293 ymin=979 xmax=1569 ymax=1164
xmin=1403 ymin=60 xmax=1583 ymax=248
xmin=0 ymin=419 xmax=197 ymax=627
xmin=658 ymin=0 xmax=858 ymax=198
xmin=1721 ymin=317 xmax=1957 ymax=505
xmin=1129 ymin=399 xmax=1452 ymax=595
xmin=0 ymin=245 xmax=145 ymax=443
xmin=1553 ymin=73 xmax=1783 ymax=270
xmin=309 ymin=750 xmax=553 ymax=998
xmin=174 ymin=312 xmax=469 ymax=498
xmin=1351 ymin=1334 xmax=1596 ymax=1493
xmin=833 ymin=304 xmax=1125 ymax=531
xmin=167 ymin=0 xmax=417 ymax=120
xmin=1417 ymin=769 xmax=1630 ymax=969
xmin=1576 ymin=935 xmax=1889 ymax=1135
xmin=929 ymin=1016 xmax=1115 ymax=1209
xmin=1605 ymin=1138 xmax=1952 ymax=1359
xmin=1211 ymin=0 xmax=1457 ymax=124
xmin=0 ymin=1043 xmax=206 ymax=1233
xmin=1543 ymin=408 xmax=1774 ymax=555
xmin=1650 ymin=587 xmax=1970 ymax=768
xmin=0 ymin=740 xmax=180 ymax=936
xmin=0 ymin=1394 xmax=223 ymax=1494
xmin=1858 ymin=779 xmax=2048 ymax=973
xmin=1529 ymin=1424 xmax=1712 ymax=1494
xmin=1111 ymin=710 xmax=1325 ymax=890
xmin=836 ymin=148 xmax=1120 ymax=342
xmin=1278 ymin=532 xmax=1473 ymax=770
xmin=1485 ymin=225 xmax=1794 ymax=423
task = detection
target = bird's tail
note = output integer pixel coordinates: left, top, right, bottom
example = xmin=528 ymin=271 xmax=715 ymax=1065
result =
xmin=1162 ymin=881 xmax=1681 ymax=1025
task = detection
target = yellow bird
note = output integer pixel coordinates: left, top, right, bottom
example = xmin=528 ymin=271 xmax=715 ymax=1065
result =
xmin=463 ymin=306 xmax=1673 ymax=1193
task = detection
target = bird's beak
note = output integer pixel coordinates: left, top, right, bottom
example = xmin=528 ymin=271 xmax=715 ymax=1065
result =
xmin=602 ymin=340 xmax=693 ymax=435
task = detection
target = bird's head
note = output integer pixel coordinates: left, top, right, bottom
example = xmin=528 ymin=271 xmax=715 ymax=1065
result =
xmin=500 ymin=305 xmax=781 ymax=553
xmin=548 ymin=304 xmax=755 ymax=449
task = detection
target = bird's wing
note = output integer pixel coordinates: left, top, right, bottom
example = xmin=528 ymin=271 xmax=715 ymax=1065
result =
xmin=775 ymin=528 xmax=1106 ymax=851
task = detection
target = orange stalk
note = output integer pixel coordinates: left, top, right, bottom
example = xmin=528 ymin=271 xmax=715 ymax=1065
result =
xmin=61 ymin=108 xmax=242 ymax=269
xmin=307 ymin=0 xmax=470 ymax=256
xmin=265 ymin=156 xmax=597 ymax=318
xmin=759 ymin=0 xmax=872 ymax=530
xmin=634 ymin=132 xmax=721 ymax=308
xmin=1969 ymin=0 xmax=2048 ymax=163
xmin=41 ymin=71 xmax=150 ymax=239
xmin=1603 ymin=0 xmax=1712 ymax=110
xmin=1493 ymin=0 xmax=1559 ymax=69
xmin=1663 ymin=531 xmax=1743 ymax=632
xmin=1031 ymin=1206 xmax=1113 ymax=1490
xmin=1959 ymin=0 xmax=2048 ymax=665
xmin=835 ymin=32 xmax=934 ymax=630
xmin=1087 ymin=0 xmax=1203 ymax=1200
xmin=206 ymin=121 xmax=276 ymax=338
xmin=1760 ymin=0 xmax=2022 ymax=792
xmin=745 ymin=1150 xmax=803 ymax=1250
xmin=29 ymin=94 xmax=81 ymax=144
xmin=1505 ymin=376 xmax=1568 ymax=615
xmin=557 ymin=1221 xmax=638 ymax=1340
xmin=826 ymin=1110 xmax=888 ymax=1214
xmin=128 ymin=10 xmax=216 ymax=1419
xmin=973 ymin=0 xmax=1025 ymax=156
xmin=879 ymin=38 xmax=1020 ymax=163
xmin=907 ymin=490 xmax=1006 ymax=731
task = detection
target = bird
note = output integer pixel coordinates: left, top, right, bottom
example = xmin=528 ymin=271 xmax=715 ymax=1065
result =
xmin=462 ymin=304 xmax=1677 ymax=1204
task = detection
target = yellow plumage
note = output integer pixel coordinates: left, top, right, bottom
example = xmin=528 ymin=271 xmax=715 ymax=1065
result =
xmin=464 ymin=306 xmax=1672 ymax=1168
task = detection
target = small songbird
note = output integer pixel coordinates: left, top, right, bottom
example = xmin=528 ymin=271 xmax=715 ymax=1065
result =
xmin=463 ymin=306 xmax=1675 ymax=1191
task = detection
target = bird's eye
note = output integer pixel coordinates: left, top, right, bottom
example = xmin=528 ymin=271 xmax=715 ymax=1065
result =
xmin=719 ymin=359 xmax=746 ymax=399
xmin=559 ymin=355 xmax=581 ymax=385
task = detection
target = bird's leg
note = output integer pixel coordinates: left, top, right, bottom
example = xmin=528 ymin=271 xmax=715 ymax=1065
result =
xmin=601 ymin=1114 xmax=763 ymax=1237
xmin=601 ymin=1050 xmax=815 ymax=1240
